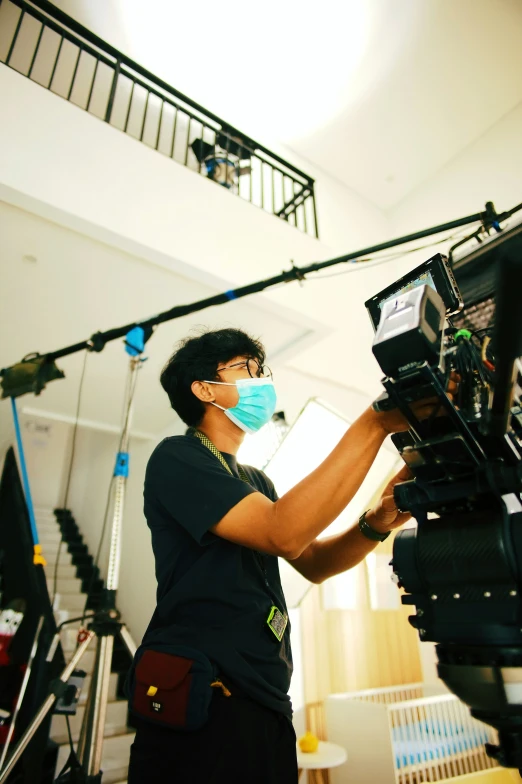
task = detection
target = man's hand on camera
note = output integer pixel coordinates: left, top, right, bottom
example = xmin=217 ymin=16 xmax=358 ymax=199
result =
xmin=372 ymin=373 xmax=459 ymax=435
xmin=364 ymin=464 xmax=413 ymax=534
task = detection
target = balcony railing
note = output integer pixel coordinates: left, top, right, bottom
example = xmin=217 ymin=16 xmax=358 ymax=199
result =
xmin=0 ymin=0 xmax=318 ymax=237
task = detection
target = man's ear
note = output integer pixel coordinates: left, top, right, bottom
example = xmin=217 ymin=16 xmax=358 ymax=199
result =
xmin=191 ymin=380 xmax=216 ymax=403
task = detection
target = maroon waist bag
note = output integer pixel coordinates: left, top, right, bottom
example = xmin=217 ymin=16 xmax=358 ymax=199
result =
xmin=127 ymin=644 xmax=224 ymax=731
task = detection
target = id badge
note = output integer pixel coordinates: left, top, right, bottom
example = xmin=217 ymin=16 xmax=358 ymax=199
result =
xmin=266 ymin=606 xmax=288 ymax=642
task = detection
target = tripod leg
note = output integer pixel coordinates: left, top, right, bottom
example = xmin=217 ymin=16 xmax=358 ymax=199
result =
xmin=77 ymin=635 xmax=115 ymax=776
xmin=0 ymin=616 xmax=45 ymax=772
xmin=0 ymin=631 xmax=95 ymax=784
xmin=119 ymin=624 xmax=137 ymax=658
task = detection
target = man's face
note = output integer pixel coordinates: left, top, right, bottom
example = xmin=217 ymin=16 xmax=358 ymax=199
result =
xmin=212 ymin=355 xmax=271 ymax=409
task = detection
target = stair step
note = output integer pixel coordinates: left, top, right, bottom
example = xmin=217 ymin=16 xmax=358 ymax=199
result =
xmin=44 ymin=564 xmax=78 ymax=580
xmin=34 ymin=510 xmax=57 ymax=521
xmin=60 ymin=627 xmax=86 ymax=653
xmin=47 ymin=577 xmax=83 ymax=594
xmin=51 ymin=699 xmax=129 ymax=743
xmin=54 ymin=593 xmax=88 ymax=612
xmin=40 ymin=531 xmax=64 ymax=545
xmin=37 ymin=521 xmax=61 ymax=534
xmin=58 ymin=633 xmax=95 ymax=666
xmin=38 ymin=530 xmax=62 ymax=540
xmin=54 ymin=608 xmax=90 ymax=628
xmin=62 ymin=648 xmax=96 ymax=674
xmin=46 ymin=550 xmax=73 ymax=566
xmin=42 ymin=545 xmax=67 ymax=563
xmin=55 ymin=731 xmax=134 ymax=783
xmin=80 ymin=671 xmax=119 ymax=705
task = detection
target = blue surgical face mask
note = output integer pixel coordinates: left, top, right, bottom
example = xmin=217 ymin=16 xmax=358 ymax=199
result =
xmin=204 ymin=377 xmax=277 ymax=434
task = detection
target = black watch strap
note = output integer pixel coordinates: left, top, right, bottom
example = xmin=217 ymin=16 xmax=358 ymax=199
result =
xmin=358 ymin=510 xmax=391 ymax=542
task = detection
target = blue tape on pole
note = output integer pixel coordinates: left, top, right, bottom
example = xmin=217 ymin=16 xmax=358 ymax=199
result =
xmin=125 ymin=326 xmax=145 ymax=356
xmin=10 ymin=397 xmax=39 ymax=546
xmin=224 ymin=290 xmax=237 ymax=301
xmin=114 ymin=452 xmax=130 ymax=477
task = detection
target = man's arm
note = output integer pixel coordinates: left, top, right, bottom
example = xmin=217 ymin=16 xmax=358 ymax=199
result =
xmin=211 ymin=402 xmax=430 ymax=559
xmin=287 ymin=465 xmax=412 ymax=583
xmin=287 ymin=520 xmax=383 ymax=585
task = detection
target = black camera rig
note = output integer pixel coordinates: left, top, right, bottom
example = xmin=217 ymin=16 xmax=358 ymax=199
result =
xmin=366 ymin=217 xmax=522 ymax=770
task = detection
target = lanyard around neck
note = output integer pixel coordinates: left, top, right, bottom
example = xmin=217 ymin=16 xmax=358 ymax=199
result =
xmin=191 ymin=428 xmax=249 ymax=483
xmin=190 ymin=428 xmax=276 ymax=598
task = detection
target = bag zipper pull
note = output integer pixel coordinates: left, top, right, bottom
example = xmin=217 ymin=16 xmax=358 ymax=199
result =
xmin=211 ymin=679 xmax=231 ymax=697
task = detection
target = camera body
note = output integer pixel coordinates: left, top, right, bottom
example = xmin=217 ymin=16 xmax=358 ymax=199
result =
xmin=366 ymin=240 xmax=522 ymax=768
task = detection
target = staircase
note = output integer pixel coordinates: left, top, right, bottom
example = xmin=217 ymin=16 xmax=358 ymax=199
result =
xmin=36 ymin=507 xmax=135 ymax=784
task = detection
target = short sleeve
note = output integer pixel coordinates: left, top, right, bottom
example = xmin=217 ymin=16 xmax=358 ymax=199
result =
xmin=144 ymin=437 xmax=257 ymax=544
xmin=240 ymin=464 xmax=279 ymax=502
xmin=262 ymin=474 xmax=279 ymax=502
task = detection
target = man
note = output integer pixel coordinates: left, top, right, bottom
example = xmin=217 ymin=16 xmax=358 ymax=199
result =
xmin=128 ymin=327 xmax=450 ymax=784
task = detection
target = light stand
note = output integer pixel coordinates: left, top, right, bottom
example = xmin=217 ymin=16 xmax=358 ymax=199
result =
xmin=0 ymin=330 xmax=146 ymax=784
xmin=73 ymin=347 xmax=142 ymax=782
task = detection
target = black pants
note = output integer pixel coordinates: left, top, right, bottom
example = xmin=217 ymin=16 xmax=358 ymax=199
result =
xmin=127 ymin=688 xmax=298 ymax=784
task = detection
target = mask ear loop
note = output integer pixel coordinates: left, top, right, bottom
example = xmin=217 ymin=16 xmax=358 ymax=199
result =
xmin=203 ymin=380 xmax=236 ymax=386
xmin=202 ymin=381 xmax=237 ymax=413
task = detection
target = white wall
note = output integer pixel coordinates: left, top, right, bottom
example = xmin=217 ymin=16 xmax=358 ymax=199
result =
xmin=312 ymin=169 xmax=390 ymax=256
xmin=389 ymin=101 xmax=522 ymax=235
xmin=15 ymin=416 xmax=72 ymax=511
xmin=0 ymin=412 xmax=72 ymax=512
xmin=253 ymin=133 xmax=391 ymax=255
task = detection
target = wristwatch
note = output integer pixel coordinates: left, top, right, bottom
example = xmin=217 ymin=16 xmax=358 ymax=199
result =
xmin=358 ymin=510 xmax=391 ymax=542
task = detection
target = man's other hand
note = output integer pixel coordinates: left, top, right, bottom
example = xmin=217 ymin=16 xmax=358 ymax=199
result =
xmin=365 ymin=464 xmax=413 ymax=534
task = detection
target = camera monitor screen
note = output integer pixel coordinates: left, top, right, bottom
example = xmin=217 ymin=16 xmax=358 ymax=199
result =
xmin=365 ymin=253 xmax=463 ymax=330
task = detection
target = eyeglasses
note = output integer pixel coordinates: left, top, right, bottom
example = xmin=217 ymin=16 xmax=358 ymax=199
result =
xmin=216 ymin=358 xmax=273 ymax=380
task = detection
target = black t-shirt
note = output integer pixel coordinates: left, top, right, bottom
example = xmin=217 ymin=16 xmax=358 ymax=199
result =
xmin=141 ymin=435 xmax=293 ymax=717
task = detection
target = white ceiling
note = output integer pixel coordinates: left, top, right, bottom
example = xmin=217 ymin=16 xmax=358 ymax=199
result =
xmin=52 ymin=0 xmax=522 ymax=210
xmin=291 ymin=0 xmax=522 ymax=209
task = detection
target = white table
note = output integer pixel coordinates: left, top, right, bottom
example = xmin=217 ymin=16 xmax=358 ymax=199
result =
xmin=297 ymin=741 xmax=347 ymax=781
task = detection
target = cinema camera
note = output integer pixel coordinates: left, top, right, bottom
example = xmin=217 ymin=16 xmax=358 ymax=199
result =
xmin=366 ymin=224 xmax=522 ymax=771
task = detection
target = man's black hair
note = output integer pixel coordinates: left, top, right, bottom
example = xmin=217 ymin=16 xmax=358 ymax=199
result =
xmin=160 ymin=328 xmax=266 ymax=427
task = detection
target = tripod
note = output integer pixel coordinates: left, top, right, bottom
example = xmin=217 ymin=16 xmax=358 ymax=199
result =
xmin=0 ymin=333 xmax=147 ymax=783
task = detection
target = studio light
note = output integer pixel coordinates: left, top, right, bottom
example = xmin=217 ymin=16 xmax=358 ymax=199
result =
xmin=191 ymin=132 xmax=252 ymax=189
xmin=263 ymin=398 xmax=399 ymax=609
